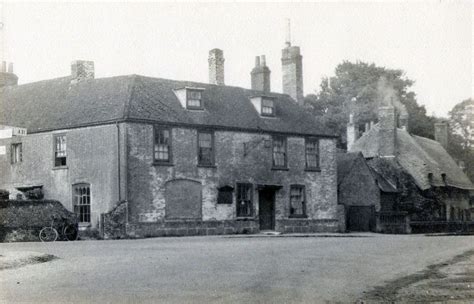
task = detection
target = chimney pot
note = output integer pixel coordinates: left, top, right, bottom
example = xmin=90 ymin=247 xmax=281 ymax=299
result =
xmin=1 ymin=61 xmax=6 ymax=72
xmin=255 ymin=56 xmax=260 ymax=67
xmin=208 ymin=48 xmax=225 ymax=85
xmin=7 ymin=62 xmax=13 ymax=73
xmin=251 ymin=54 xmax=271 ymax=92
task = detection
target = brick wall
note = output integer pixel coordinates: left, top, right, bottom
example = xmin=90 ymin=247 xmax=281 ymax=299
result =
xmin=125 ymin=122 xmax=339 ymax=236
xmin=0 ymin=124 xmax=124 ymax=228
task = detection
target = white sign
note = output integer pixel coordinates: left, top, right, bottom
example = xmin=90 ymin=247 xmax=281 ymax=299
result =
xmin=0 ymin=146 xmax=6 ymax=155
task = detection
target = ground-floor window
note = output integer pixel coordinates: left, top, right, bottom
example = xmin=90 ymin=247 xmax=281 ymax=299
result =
xmin=236 ymin=183 xmax=253 ymax=217
xmin=73 ymin=183 xmax=91 ymax=223
xmin=289 ymin=185 xmax=306 ymax=217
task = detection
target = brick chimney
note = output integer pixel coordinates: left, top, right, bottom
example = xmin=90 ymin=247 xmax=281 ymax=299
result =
xmin=346 ymin=113 xmax=358 ymax=151
xmin=378 ymin=106 xmax=396 ymax=157
xmin=251 ymin=55 xmax=271 ymax=92
xmin=434 ymin=122 xmax=448 ymax=149
xmin=0 ymin=61 xmax=18 ymax=87
xmin=281 ymin=20 xmax=303 ymax=105
xmin=208 ymin=49 xmax=224 ymax=85
xmin=71 ymin=60 xmax=94 ymax=84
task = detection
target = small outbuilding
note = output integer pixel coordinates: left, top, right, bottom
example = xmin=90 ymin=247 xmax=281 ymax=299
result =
xmin=337 ymin=152 xmax=398 ymax=232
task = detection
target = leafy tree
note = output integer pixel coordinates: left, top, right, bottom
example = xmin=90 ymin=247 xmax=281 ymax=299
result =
xmin=447 ymin=98 xmax=474 ymax=181
xmin=305 ymin=61 xmax=435 ymax=148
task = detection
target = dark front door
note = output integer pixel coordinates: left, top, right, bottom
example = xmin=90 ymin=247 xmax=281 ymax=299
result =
xmin=259 ymin=189 xmax=275 ymax=230
xmin=347 ymin=206 xmax=375 ymax=232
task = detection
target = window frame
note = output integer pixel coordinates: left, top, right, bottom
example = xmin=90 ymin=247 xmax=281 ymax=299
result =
xmin=305 ymin=137 xmax=320 ymax=171
xmin=186 ymin=89 xmax=204 ymax=110
xmin=236 ymin=183 xmax=253 ymax=218
xmin=11 ymin=143 xmax=22 ymax=164
xmin=153 ymin=126 xmax=173 ymax=165
xmin=197 ymin=130 xmax=215 ymax=167
xmin=53 ymin=134 xmax=67 ymax=168
xmin=289 ymin=184 xmax=307 ymax=218
xmin=72 ymin=183 xmax=91 ymax=224
xmin=272 ymin=136 xmax=287 ymax=169
xmin=260 ymin=98 xmax=275 ymax=117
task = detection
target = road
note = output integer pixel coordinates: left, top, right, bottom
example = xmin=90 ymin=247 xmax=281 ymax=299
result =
xmin=0 ymin=234 xmax=473 ymax=303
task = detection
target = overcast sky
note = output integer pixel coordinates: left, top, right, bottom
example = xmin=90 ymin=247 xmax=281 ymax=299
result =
xmin=1 ymin=1 xmax=472 ymax=117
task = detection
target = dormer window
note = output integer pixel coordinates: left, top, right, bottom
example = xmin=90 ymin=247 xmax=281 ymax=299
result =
xmin=186 ymin=89 xmax=203 ymax=110
xmin=261 ymin=98 xmax=275 ymax=116
xmin=250 ymin=96 xmax=276 ymax=117
xmin=173 ymin=87 xmax=205 ymax=110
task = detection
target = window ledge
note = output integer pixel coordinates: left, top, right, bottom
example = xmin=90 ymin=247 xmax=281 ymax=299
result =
xmin=236 ymin=216 xmax=255 ymax=220
xmin=305 ymin=168 xmax=321 ymax=172
xmin=197 ymin=164 xmax=217 ymax=169
xmin=271 ymin=167 xmax=289 ymax=171
xmin=289 ymin=215 xmax=308 ymax=219
xmin=152 ymin=162 xmax=174 ymax=167
xmin=52 ymin=166 xmax=68 ymax=170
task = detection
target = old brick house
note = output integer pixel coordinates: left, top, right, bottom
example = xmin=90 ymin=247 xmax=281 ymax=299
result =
xmin=0 ymin=45 xmax=340 ymax=237
xmin=348 ymin=105 xmax=474 ymax=224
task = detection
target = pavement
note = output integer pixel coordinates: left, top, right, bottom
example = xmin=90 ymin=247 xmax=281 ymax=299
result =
xmin=0 ymin=233 xmax=473 ymax=303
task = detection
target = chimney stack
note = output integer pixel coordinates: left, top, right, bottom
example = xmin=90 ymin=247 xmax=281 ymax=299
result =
xmin=346 ymin=113 xmax=358 ymax=151
xmin=71 ymin=60 xmax=95 ymax=84
xmin=208 ymin=48 xmax=225 ymax=85
xmin=0 ymin=61 xmax=18 ymax=87
xmin=281 ymin=20 xmax=304 ymax=105
xmin=434 ymin=122 xmax=449 ymax=149
xmin=251 ymin=55 xmax=271 ymax=92
xmin=378 ymin=106 xmax=396 ymax=157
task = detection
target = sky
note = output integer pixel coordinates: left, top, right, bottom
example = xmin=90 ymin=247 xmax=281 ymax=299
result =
xmin=0 ymin=1 xmax=472 ymax=117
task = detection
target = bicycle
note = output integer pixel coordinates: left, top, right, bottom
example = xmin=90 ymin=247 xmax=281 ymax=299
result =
xmin=39 ymin=217 xmax=79 ymax=242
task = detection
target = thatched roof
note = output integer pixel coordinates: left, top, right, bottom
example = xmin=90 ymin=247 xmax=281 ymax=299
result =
xmin=351 ymin=124 xmax=474 ymax=191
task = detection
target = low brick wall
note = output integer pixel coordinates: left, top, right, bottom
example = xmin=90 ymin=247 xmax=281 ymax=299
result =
xmin=410 ymin=221 xmax=474 ymax=234
xmin=275 ymin=218 xmax=339 ymax=233
xmin=0 ymin=199 xmax=77 ymax=242
xmin=126 ymin=219 xmax=259 ymax=238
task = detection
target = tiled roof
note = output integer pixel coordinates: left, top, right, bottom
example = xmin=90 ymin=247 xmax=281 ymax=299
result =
xmin=0 ymin=75 xmax=334 ymax=137
xmin=350 ymin=124 xmax=474 ymax=191
xmin=336 ymin=152 xmax=362 ymax=186
xmin=337 ymin=152 xmax=398 ymax=193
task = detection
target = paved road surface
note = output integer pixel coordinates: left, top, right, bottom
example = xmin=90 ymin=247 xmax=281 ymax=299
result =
xmin=1 ymin=234 xmax=473 ymax=303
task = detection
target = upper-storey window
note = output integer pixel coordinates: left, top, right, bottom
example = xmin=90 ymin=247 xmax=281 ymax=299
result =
xmin=154 ymin=127 xmax=172 ymax=164
xmin=54 ymin=134 xmax=67 ymax=167
xmin=187 ymin=89 xmax=203 ymax=110
xmin=11 ymin=143 xmax=22 ymax=164
xmin=272 ymin=136 xmax=287 ymax=168
xmin=261 ymin=98 xmax=275 ymax=117
xmin=198 ymin=131 xmax=214 ymax=166
xmin=305 ymin=138 xmax=320 ymax=170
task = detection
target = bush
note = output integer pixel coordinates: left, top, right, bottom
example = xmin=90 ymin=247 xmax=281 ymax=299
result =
xmin=0 ymin=189 xmax=9 ymax=200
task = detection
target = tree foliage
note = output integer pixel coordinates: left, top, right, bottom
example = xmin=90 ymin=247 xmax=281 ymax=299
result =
xmin=447 ymin=98 xmax=474 ymax=182
xmin=305 ymin=61 xmax=435 ymax=148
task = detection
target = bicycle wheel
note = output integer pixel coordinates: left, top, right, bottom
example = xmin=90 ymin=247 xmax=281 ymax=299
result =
xmin=39 ymin=227 xmax=58 ymax=242
xmin=63 ymin=224 xmax=78 ymax=241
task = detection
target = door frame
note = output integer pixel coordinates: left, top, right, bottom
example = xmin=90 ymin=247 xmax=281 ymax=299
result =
xmin=258 ymin=186 xmax=277 ymax=231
